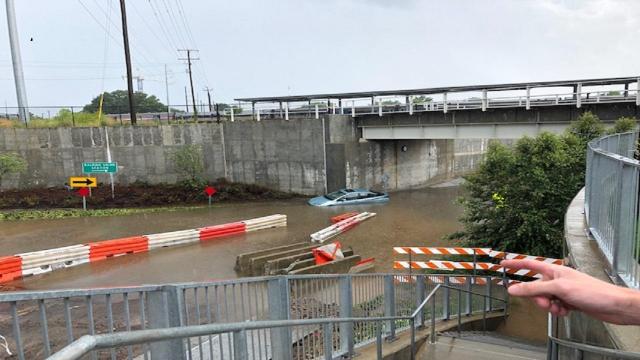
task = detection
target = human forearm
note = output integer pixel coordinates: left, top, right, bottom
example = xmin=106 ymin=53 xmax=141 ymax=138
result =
xmin=612 ymin=287 xmax=640 ymax=325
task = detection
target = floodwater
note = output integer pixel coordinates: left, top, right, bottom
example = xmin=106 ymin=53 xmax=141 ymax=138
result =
xmin=1 ymin=185 xmax=463 ymax=290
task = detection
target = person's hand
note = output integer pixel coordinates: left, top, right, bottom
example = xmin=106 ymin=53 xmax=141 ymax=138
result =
xmin=501 ymin=259 xmax=640 ymax=325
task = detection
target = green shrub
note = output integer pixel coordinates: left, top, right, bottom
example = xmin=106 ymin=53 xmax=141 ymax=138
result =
xmin=607 ymin=117 xmax=637 ymax=135
xmin=0 ymin=152 xmax=27 ymax=189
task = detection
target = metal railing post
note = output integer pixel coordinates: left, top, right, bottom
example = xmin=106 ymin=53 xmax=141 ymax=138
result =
xmin=268 ymin=277 xmax=292 ymax=359
xmin=486 ymin=276 xmax=492 ymax=311
xmin=376 ymin=321 xmax=383 ymax=359
xmin=443 ymin=277 xmax=450 ymax=320
xmin=147 ymin=287 xmax=186 ymax=360
xmin=430 ymin=297 xmax=437 ymax=344
xmin=384 ymin=275 xmax=396 ymax=339
xmin=465 ymin=276 xmax=472 ymax=315
xmin=339 ymin=275 xmax=354 ymax=356
xmin=416 ymin=275 xmax=426 ymax=327
xmin=410 ymin=318 xmax=416 ymax=360
xmin=323 ymin=323 xmax=333 ymax=360
xmin=233 ymin=330 xmax=248 ymax=360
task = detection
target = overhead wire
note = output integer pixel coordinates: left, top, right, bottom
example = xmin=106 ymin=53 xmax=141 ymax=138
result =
xmin=128 ymin=0 xmax=176 ymax=56
xmin=87 ymin=0 xmax=159 ymax=67
xmin=146 ymin=0 xmax=181 ymax=52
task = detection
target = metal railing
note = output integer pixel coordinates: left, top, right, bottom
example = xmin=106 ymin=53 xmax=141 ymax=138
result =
xmin=0 ymin=273 xmax=507 ymax=360
xmin=547 ymin=314 xmax=640 ymax=360
xmin=2 ymin=87 xmax=639 ymax=127
xmin=585 ymin=131 xmax=640 ymax=288
xmin=46 ymin=282 xmax=506 ymax=360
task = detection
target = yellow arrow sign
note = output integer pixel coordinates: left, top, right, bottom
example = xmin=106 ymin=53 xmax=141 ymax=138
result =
xmin=69 ymin=176 xmax=97 ymax=188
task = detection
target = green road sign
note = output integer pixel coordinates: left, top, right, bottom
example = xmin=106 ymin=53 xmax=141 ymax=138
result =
xmin=82 ymin=162 xmax=118 ymax=174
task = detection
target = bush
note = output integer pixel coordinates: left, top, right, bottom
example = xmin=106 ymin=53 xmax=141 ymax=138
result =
xmin=454 ymin=133 xmax=585 ymax=258
xmin=173 ymin=145 xmax=205 ymax=187
xmin=0 ymin=152 xmax=27 ymax=189
xmin=607 ymin=117 xmax=637 ymax=135
xmin=567 ymin=111 xmax=605 ymax=143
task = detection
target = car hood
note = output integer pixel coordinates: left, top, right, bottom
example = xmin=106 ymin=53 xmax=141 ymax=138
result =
xmin=308 ymin=196 xmax=329 ymax=206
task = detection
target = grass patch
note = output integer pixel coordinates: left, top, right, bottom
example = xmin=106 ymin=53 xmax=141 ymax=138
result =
xmin=0 ymin=205 xmax=207 ymax=221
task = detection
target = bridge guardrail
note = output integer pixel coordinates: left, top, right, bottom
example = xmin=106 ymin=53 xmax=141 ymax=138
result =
xmin=0 ymin=273 xmax=507 ymax=360
xmin=585 ymin=132 xmax=640 ymax=289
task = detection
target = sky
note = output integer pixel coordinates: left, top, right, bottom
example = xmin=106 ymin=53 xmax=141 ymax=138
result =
xmin=0 ymin=0 xmax=639 ymax=110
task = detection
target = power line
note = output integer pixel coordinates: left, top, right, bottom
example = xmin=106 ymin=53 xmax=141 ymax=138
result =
xmin=146 ymin=0 xmax=181 ymax=52
xmin=128 ymin=0 xmax=175 ymax=55
xmin=76 ymin=0 xmax=157 ymax=68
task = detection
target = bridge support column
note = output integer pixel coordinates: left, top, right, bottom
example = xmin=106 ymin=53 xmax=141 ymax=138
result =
xmin=526 ymin=87 xmax=531 ymax=110
xmin=636 ymin=78 xmax=640 ymax=106
xmin=285 ymin=103 xmax=289 ymax=120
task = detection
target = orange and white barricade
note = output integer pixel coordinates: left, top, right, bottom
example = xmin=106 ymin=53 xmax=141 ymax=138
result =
xmin=312 ymin=242 xmax=345 ymax=265
xmin=393 ymin=247 xmax=562 ymax=265
xmin=393 ymin=260 xmax=542 ymax=279
xmin=0 ymin=214 xmax=288 ymax=284
xmin=311 ymin=212 xmax=376 ymax=243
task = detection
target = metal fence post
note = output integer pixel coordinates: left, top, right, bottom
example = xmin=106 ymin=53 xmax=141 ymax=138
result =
xmin=465 ymin=276 xmax=472 ymax=315
xmin=443 ymin=277 xmax=450 ymax=320
xmin=233 ymin=330 xmax=248 ymax=360
xmin=486 ymin=276 xmax=492 ymax=311
xmin=147 ymin=287 xmax=186 ymax=360
xmin=384 ymin=275 xmax=396 ymax=339
xmin=339 ymin=275 xmax=354 ymax=355
xmin=416 ymin=275 xmax=426 ymax=327
xmin=323 ymin=323 xmax=333 ymax=360
xmin=268 ymin=277 xmax=292 ymax=359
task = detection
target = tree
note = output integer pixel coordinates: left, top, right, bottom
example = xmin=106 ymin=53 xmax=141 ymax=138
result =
xmin=412 ymin=96 xmax=433 ymax=104
xmin=607 ymin=117 xmax=637 ymax=135
xmin=454 ymin=133 xmax=585 ymax=258
xmin=567 ymin=111 xmax=605 ymax=144
xmin=0 ymin=152 xmax=27 ymax=189
xmin=83 ymin=90 xmax=167 ymax=114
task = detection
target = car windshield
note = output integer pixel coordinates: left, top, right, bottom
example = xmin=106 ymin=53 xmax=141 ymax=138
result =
xmin=324 ymin=190 xmax=344 ymax=200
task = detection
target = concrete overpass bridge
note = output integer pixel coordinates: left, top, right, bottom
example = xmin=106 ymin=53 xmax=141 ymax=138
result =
xmin=235 ymin=76 xmax=640 ymax=140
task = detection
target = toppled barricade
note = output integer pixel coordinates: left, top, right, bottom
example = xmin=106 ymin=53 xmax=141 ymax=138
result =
xmin=235 ymin=241 xmax=372 ymax=276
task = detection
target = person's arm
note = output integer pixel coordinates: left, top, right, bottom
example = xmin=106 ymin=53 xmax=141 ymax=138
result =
xmin=501 ymin=259 xmax=640 ymax=325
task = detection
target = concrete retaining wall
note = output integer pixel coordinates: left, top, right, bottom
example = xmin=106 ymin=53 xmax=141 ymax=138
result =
xmin=0 ymin=116 xmax=495 ymax=194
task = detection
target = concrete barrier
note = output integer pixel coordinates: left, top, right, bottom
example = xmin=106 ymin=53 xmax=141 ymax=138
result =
xmin=0 ymin=214 xmax=287 ymax=284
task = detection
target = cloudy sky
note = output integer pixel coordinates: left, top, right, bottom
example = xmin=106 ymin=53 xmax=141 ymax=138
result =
xmin=0 ymin=0 xmax=639 ymax=109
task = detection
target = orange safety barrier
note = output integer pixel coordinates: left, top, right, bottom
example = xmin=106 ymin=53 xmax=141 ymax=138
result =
xmin=199 ymin=222 xmax=246 ymax=241
xmin=88 ymin=236 xmax=149 ymax=261
xmin=0 ymin=256 xmax=22 ymax=283
xmin=331 ymin=212 xmax=359 ymax=224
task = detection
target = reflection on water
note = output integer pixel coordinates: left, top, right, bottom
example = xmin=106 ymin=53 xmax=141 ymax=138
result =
xmin=1 ymin=186 xmax=463 ymax=290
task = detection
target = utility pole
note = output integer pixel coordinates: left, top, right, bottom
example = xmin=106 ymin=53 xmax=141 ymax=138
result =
xmin=164 ymin=64 xmax=170 ymax=120
xmin=204 ymin=87 xmax=220 ymax=124
xmin=204 ymin=87 xmax=213 ymax=112
xmin=5 ymin=0 xmax=30 ymax=123
xmin=184 ymin=86 xmax=188 ymax=113
xmin=178 ymin=49 xmax=199 ymax=120
xmin=118 ymin=0 xmax=137 ymax=125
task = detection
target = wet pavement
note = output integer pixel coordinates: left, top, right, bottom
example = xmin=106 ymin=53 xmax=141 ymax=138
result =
xmin=1 ymin=186 xmax=463 ymax=290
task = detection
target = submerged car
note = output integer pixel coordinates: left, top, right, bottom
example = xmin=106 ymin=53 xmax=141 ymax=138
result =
xmin=308 ymin=188 xmax=389 ymax=207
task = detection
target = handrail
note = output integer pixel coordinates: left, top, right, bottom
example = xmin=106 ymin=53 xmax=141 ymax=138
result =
xmin=46 ymin=282 xmax=507 ymax=360
xmin=548 ymin=336 xmax=640 ymax=360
